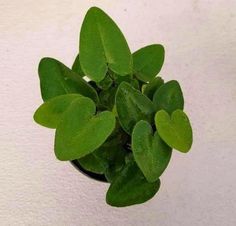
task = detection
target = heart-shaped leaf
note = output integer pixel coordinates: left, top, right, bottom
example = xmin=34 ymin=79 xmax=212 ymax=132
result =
xmin=71 ymin=54 xmax=85 ymax=77
xmin=34 ymin=94 xmax=82 ymax=128
xmin=155 ymin=110 xmax=193 ymax=153
xmin=115 ymin=82 xmax=155 ymax=134
xmin=106 ymin=161 xmax=161 ymax=207
xmin=132 ymin=120 xmax=172 ymax=182
xmin=55 ymin=97 xmax=116 ymax=161
xmin=133 ymin=44 xmax=164 ymax=82
xmin=143 ymin=76 xmax=164 ymax=99
xmin=153 ymin=80 xmax=184 ymax=114
xmin=38 ymin=58 xmax=98 ymax=103
xmin=79 ymin=7 xmax=132 ymax=82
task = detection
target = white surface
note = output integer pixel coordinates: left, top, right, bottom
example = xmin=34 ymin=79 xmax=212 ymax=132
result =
xmin=0 ymin=0 xmax=236 ymax=225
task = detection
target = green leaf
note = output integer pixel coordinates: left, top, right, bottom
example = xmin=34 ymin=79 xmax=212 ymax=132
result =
xmin=34 ymin=94 xmax=82 ymax=128
xmin=125 ymin=153 xmax=135 ymax=164
xmin=77 ymin=132 xmax=127 ymax=179
xmin=133 ymin=44 xmax=165 ymax=82
xmin=107 ymin=70 xmax=140 ymax=90
xmin=79 ymin=7 xmax=132 ymax=82
xmin=72 ymin=54 xmax=85 ymax=76
xmin=38 ymin=57 xmax=99 ymax=103
xmin=99 ymin=86 xmax=117 ymax=110
xmin=115 ymin=82 xmax=155 ymax=134
xmin=155 ymin=110 xmax=193 ymax=153
xmin=114 ymin=75 xmax=140 ymax=90
xmin=132 ymin=120 xmax=172 ymax=182
xmin=153 ymin=80 xmax=184 ymax=114
xmin=77 ymin=152 xmax=108 ymax=174
xmin=95 ymin=144 xmax=126 ymax=162
xmin=78 ymin=136 xmax=126 ymax=176
xmin=105 ymin=163 xmax=124 ymax=183
xmin=106 ymin=161 xmax=161 ymax=207
xmin=106 ymin=121 xmax=128 ymax=144
xmin=97 ymin=75 xmax=113 ymax=90
xmin=55 ymin=97 xmax=116 ymax=160
xmin=143 ymin=77 xmax=164 ymax=99
xmin=103 ymin=146 xmax=126 ymax=182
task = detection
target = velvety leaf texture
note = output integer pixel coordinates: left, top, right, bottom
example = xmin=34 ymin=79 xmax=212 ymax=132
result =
xmin=106 ymin=161 xmax=161 ymax=207
xmin=153 ymin=80 xmax=184 ymax=114
xmin=115 ymin=82 xmax=155 ymax=134
xmin=34 ymin=6 xmax=193 ymax=207
xmin=38 ymin=57 xmax=99 ymax=103
xmin=103 ymin=146 xmax=126 ymax=182
xmin=79 ymin=7 xmax=132 ymax=82
xmin=55 ymin=97 xmax=116 ymax=160
xmin=132 ymin=120 xmax=172 ymax=182
xmin=143 ymin=76 xmax=164 ymax=100
xmin=133 ymin=44 xmax=164 ymax=82
xmin=155 ymin=110 xmax=193 ymax=153
xmin=33 ymin=94 xmax=82 ymax=129
xmin=77 ymin=152 xmax=108 ymax=174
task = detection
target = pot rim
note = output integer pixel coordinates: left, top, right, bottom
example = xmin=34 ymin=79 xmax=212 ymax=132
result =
xmin=70 ymin=160 xmax=108 ymax=183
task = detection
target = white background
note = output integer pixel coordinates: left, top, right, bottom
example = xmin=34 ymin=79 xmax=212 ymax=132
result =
xmin=0 ymin=1 xmax=236 ymax=225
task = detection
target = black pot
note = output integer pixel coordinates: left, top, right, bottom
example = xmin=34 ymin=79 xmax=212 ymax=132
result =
xmin=70 ymin=160 xmax=108 ymax=183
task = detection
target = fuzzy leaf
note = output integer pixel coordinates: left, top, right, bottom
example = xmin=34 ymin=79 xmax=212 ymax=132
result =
xmin=103 ymin=146 xmax=126 ymax=182
xmin=143 ymin=77 xmax=164 ymax=99
xmin=77 ymin=152 xmax=108 ymax=174
xmin=115 ymin=82 xmax=155 ymax=134
xmin=38 ymin=58 xmax=98 ymax=103
xmin=55 ymin=97 xmax=116 ymax=160
xmin=155 ymin=110 xmax=193 ymax=153
xmin=106 ymin=161 xmax=161 ymax=207
xmin=132 ymin=120 xmax=172 ymax=182
xmin=34 ymin=94 xmax=82 ymax=128
xmin=133 ymin=44 xmax=164 ymax=82
xmin=153 ymin=80 xmax=184 ymax=114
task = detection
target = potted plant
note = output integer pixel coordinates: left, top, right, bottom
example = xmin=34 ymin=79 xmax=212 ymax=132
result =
xmin=34 ymin=7 xmax=193 ymax=207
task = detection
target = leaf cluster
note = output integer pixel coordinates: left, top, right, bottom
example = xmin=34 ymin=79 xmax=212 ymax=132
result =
xmin=34 ymin=7 xmax=193 ymax=207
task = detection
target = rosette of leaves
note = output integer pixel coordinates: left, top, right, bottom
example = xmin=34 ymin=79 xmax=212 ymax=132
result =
xmin=34 ymin=7 xmax=193 ymax=207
